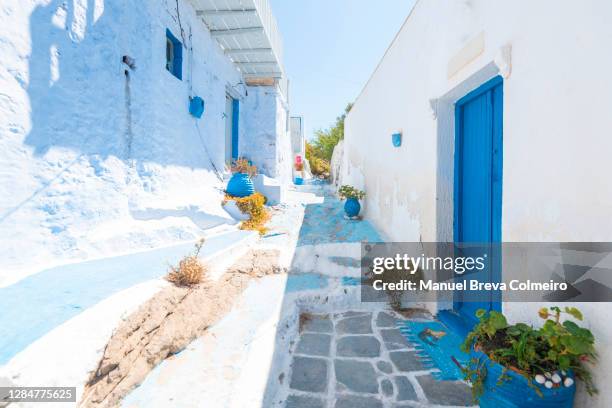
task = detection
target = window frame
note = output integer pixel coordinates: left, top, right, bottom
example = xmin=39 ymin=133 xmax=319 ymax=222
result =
xmin=165 ymin=29 xmax=183 ymax=80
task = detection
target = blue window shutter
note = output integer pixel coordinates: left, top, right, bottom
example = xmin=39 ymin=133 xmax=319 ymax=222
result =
xmin=173 ymin=40 xmax=182 ymax=80
xmin=165 ymin=29 xmax=182 ymax=80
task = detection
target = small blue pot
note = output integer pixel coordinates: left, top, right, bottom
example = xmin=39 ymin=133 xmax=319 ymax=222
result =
xmin=344 ymin=198 xmax=361 ymax=217
xmin=474 ymin=353 xmax=575 ymax=408
xmin=295 ymin=177 xmax=303 ymax=185
xmin=226 ymin=173 xmax=254 ymax=197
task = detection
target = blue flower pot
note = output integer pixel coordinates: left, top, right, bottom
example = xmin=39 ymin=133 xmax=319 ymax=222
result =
xmin=295 ymin=177 xmax=303 ymax=185
xmin=344 ymin=198 xmax=361 ymax=217
xmin=474 ymin=353 xmax=576 ymax=408
xmin=392 ymin=132 xmax=402 ymax=147
xmin=226 ymin=172 xmax=254 ymax=197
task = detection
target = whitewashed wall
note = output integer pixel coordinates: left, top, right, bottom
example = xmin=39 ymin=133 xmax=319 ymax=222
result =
xmin=241 ymin=85 xmax=291 ymax=184
xmin=274 ymin=94 xmax=292 ymax=186
xmin=0 ymin=0 xmax=288 ymax=284
xmin=342 ymin=1 xmax=612 ymax=405
xmin=290 ymin=116 xmax=305 ymax=159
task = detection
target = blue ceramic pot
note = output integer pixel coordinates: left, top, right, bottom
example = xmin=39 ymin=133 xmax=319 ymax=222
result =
xmin=295 ymin=177 xmax=303 ymax=185
xmin=344 ymin=198 xmax=361 ymax=217
xmin=474 ymin=353 xmax=575 ymax=408
xmin=226 ymin=173 xmax=254 ymax=197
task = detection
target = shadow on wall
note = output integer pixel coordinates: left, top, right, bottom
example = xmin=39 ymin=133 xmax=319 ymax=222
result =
xmin=26 ymin=0 xmax=124 ymax=158
xmin=24 ymin=0 xmax=209 ymax=167
xmin=130 ymin=205 xmax=234 ymax=230
xmin=1 ymin=0 xmax=224 ymax=224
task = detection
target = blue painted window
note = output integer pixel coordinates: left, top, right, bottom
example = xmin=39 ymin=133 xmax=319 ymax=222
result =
xmin=165 ymin=29 xmax=182 ymax=80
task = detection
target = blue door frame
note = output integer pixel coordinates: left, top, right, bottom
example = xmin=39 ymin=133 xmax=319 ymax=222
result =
xmin=453 ymin=75 xmax=503 ymax=324
xmin=231 ymin=98 xmax=239 ymax=160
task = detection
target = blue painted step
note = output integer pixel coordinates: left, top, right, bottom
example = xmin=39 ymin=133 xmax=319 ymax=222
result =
xmin=396 ymin=317 xmax=470 ymax=381
xmin=0 ymin=229 xmax=254 ymax=365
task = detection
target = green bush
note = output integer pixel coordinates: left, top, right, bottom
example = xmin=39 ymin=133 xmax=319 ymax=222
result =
xmin=306 ymin=103 xmax=352 ymax=178
xmin=306 ymin=143 xmax=330 ymax=176
xmin=461 ymin=306 xmax=597 ymax=402
xmin=338 ymin=185 xmax=365 ymax=200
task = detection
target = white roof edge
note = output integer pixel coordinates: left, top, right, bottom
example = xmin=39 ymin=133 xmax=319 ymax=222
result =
xmin=191 ymin=0 xmax=285 ymax=80
xmin=350 ymin=0 xmax=421 ymax=113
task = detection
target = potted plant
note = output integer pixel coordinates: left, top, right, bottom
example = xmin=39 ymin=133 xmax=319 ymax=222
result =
xmin=461 ymin=307 xmax=597 ymax=407
xmin=226 ymin=158 xmax=256 ymax=197
xmin=338 ymin=185 xmax=366 ymax=218
xmin=294 ymin=161 xmax=304 ymax=185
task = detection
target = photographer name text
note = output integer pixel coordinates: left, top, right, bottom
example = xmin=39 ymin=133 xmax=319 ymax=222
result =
xmin=372 ymin=279 xmax=568 ymax=292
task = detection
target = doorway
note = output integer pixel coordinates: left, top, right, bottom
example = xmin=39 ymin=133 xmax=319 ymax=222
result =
xmin=225 ymin=95 xmax=239 ymax=163
xmin=453 ymin=76 xmax=503 ymax=323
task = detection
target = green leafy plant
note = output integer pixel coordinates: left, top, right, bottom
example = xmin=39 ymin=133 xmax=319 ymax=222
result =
xmin=306 ymin=142 xmax=330 ymax=177
xmin=306 ymin=103 xmax=352 ymax=178
xmin=462 ymin=357 xmax=488 ymax=399
xmin=461 ymin=307 xmax=597 ymax=402
xmin=338 ymin=185 xmax=365 ymax=200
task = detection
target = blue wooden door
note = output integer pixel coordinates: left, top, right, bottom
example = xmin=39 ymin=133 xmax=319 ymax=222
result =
xmin=232 ymin=98 xmax=240 ymax=160
xmin=453 ymin=76 xmax=503 ymax=323
xmin=224 ymin=96 xmax=240 ymax=162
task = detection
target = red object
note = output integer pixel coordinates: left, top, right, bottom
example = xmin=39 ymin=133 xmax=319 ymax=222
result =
xmin=295 ymin=155 xmax=302 ymax=164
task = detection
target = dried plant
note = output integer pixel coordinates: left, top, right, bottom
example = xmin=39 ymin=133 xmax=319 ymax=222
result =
xmin=231 ymin=157 xmax=258 ymax=178
xmin=166 ymin=239 xmax=207 ymax=287
xmin=228 ymin=192 xmax=270 ymax=235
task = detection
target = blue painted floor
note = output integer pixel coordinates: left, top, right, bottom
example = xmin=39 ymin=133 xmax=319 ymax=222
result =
xmin=285 ymin=182 xmax=383 ymax=292
xmin=0 ymin=229 xmax=253 ymax=365
xmin=121 ymin=182 xmax=387 ymax=406
xmin=296 ymin=184 xmax=382 ymax=246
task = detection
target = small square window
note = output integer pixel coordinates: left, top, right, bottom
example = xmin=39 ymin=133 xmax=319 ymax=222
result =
xmin=165 ymin=29 xmax=182 ymax=80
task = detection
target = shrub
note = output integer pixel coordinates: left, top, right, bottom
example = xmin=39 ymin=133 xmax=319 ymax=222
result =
xmin=227 ymin=192 xmax=270 ymax=235
xmin=305 ymin=103 xmax=352 ymax=179
xmin=461 ymin=306 xmax=597 ymax=402
xmin=166 ymin=239 xmax=207 ymax=286
xmin=306 ymin=147 xmax=330 ymax=177
xmin=231 ymin=157 xmax=257 ymax=177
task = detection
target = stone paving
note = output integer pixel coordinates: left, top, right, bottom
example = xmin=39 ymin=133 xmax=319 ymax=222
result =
xmin=285 ymin=310 xmax=474 ymax=408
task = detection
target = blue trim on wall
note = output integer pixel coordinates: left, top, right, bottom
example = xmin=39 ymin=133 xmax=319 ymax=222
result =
xmin=455 ymin=75 xmax=503 ymax=107
xmin=166 ymin=28 xmax=182 ymax=80
xmin=231 ymin=98 xmax=239 ymax=160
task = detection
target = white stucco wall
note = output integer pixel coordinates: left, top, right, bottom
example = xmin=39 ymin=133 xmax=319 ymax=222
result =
xmin=274 ymin=94 xmax=293 ymax=186
xmin=0 ymin=0 xmax=288 ymax=282
xmin=290 ymin=116 xmax=305 ymax=159
xmin=343 ymin=1 xmax=612 ymax=405
xmin=241 ymin=86 xmax=292 ymax=184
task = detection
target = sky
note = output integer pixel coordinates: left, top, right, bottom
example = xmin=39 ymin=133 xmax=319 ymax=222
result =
xmin=269 ymin=0 xmax=416 ymax=140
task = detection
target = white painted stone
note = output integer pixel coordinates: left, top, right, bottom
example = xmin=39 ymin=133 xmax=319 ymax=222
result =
xmin=223 ymin=200 xmax=250 ymax=221
xmin=0 ymin=0 xmax=290 ymax=284
xmin=253 ymin=173 xmax=285 ymax=205
xmin=342 ymin=2 xmax=612 ymax=406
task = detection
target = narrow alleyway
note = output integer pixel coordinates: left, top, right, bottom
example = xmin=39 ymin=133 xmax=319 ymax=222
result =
xmin=121 ymin=182 xmax=473 ymax=408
